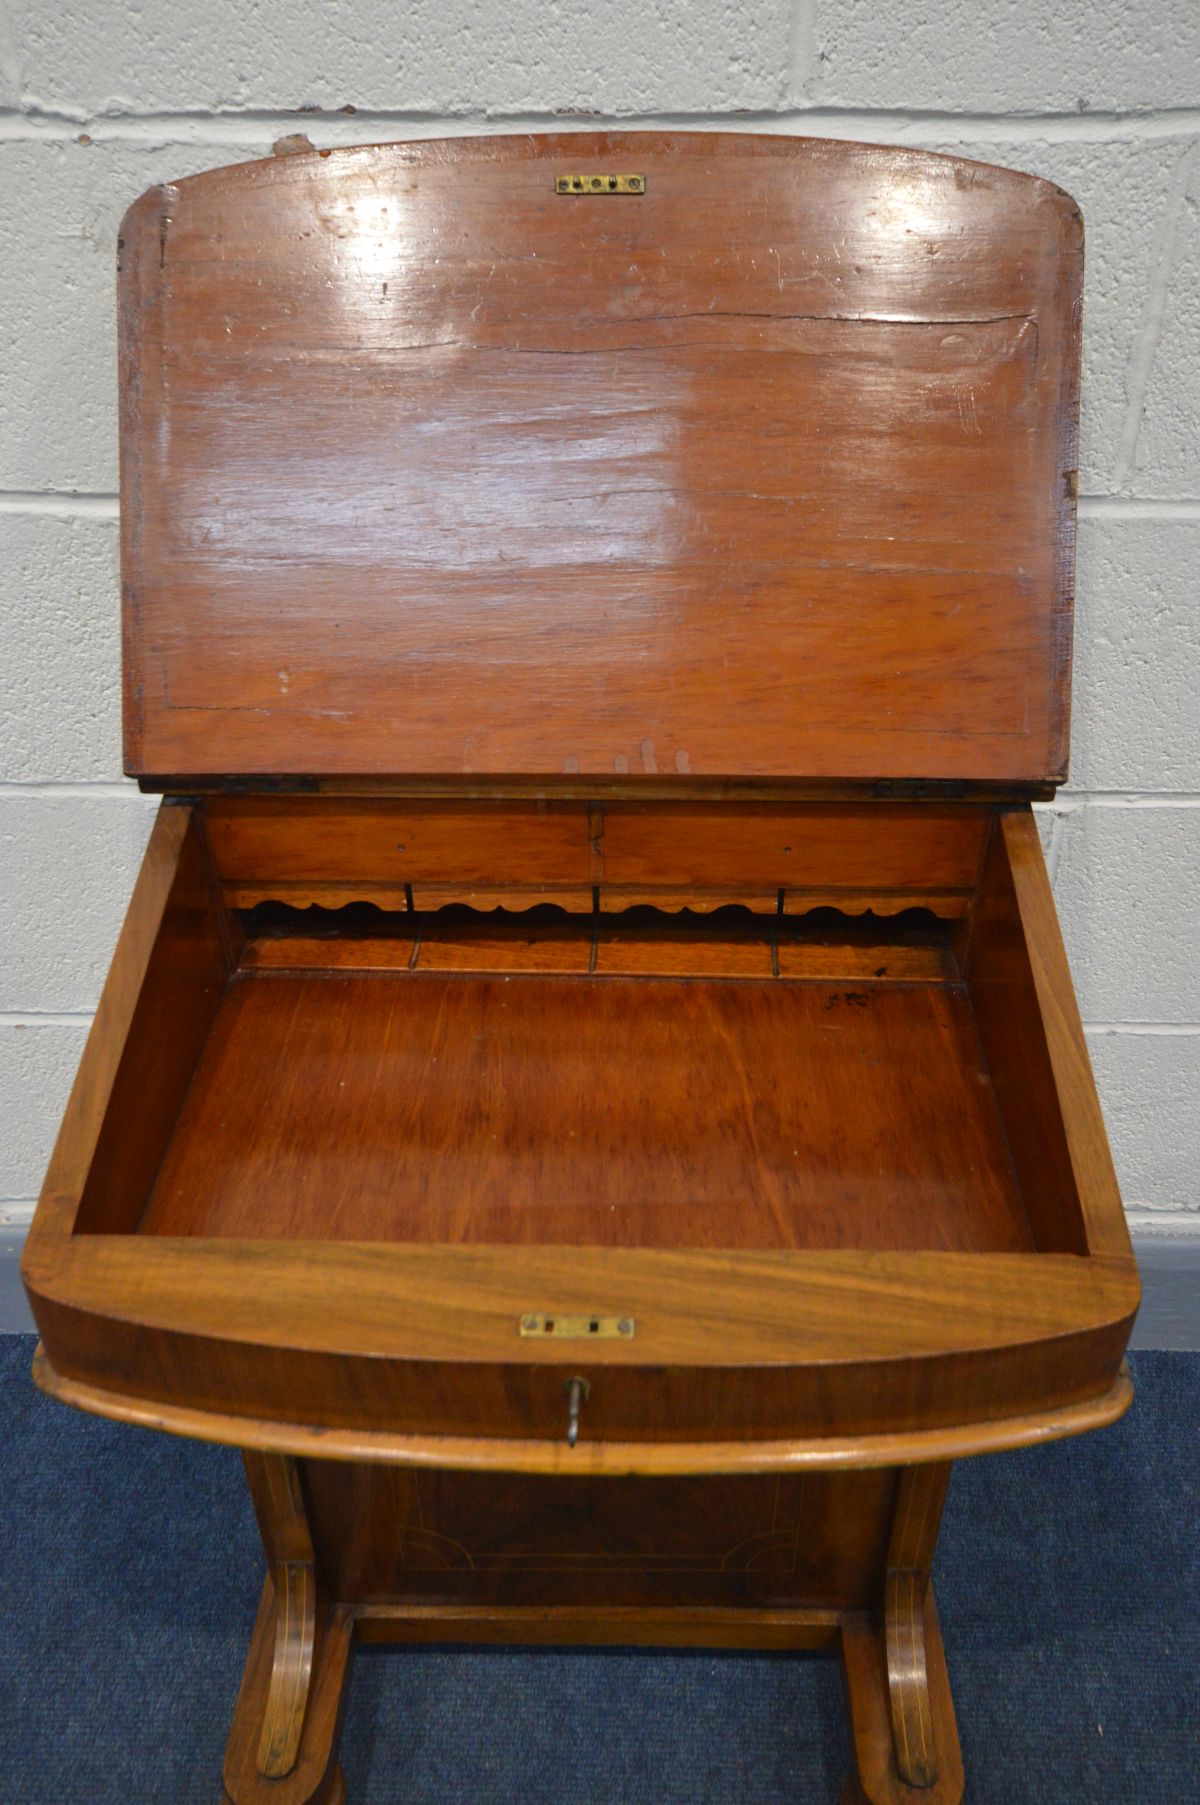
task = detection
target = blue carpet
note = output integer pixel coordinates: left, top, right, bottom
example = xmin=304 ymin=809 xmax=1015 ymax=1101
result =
xmin=0 ymin=1341 xmax=1195 ymax=1803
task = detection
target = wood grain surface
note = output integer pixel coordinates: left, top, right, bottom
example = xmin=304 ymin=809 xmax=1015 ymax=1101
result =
xmin=25 ymin=1236 xmax=1137 ymax=1457
xmin=204 ymin=797 xmax=990 ymax=914
xmin=883 ymin=1463 xmax=953 ymax=1788
xmin=843 ymin=1583 xmax=964 ymax=1805
xmin=22 ymin=802 xmax=205 ymax=1246
xmin=22 ymin=796 xmax=1138 ymax=1466
xmin=119 ymin=133 xmax=1080 ymax=783
xmin=137 ymin=969 xmax=1032 ymax=1252
xmin=301 ymin=1462 xmax=896 ymax=1611
xmin=221 ymin=1576 xmax=351 ymax=1805
xmin=31 ymin=1346 xmax=1134 ymax=1476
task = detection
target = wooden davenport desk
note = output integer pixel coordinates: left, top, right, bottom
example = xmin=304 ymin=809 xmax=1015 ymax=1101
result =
xmin=23 ymin=133 xmax=1139 ymax=1803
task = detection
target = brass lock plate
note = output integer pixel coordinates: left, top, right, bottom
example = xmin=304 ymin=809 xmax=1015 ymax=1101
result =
xmin=520 ymin=1312 xmax=634 ymax=1339
xmin=555 ymin=172 xmax=645 ymax=195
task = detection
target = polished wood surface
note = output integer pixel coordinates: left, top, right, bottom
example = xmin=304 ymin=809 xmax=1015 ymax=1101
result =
xmin=139 ymin=969 xmax=1031 ymax=1252
xmin=988 ymin=812 xmax=1131 ymax=1258
xmin=120 ymin=133 xmax=1079 ymax=782
xmin=215 ymin=1428 xmax=967 ymax=1804
xmin=26 ymin=1238 xmax=1136 ymax=1460
xmin=205 ymin=796 xmax=990 ymax=915
xmin=73 ymin=812 xmax=236 ymax=1234
xmin=239 ymin=904 xmax=956 ymax=982
xmin=222 ymin=1576 xmax=351 ymax=1805
xmin=842 ymin=1585 xmax=964 ymax=1805
xmin=302 ymin=1463 xmax=896 ymax=1611
xmin=31 ymin=1344 xmax=1134 ymax=1475
xmin=243 ymin=1453 xmax=318 ymax=1780
xmin=24 ymin=805 xmax=1137 ymax=1458
xmin=354 ymin=1604 xmax=840 ymax=1649
xmin=883 ymin=1463 xmax=952 ymax=1788
xmin=22 ymin=802 xmax=226 ymax=1249
xmin=206 ymin=1416 xmax=963 ymax=1804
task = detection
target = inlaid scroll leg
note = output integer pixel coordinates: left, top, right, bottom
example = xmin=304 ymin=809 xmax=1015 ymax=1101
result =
xmin=839 ymin=1464 xmax=963 ymax=1805
xmin=222 ymin=1454 xmax=355 ymax=1805
xmin=245 ymin=1454 xmax=318 ymax=1777
xmin=841 ymin=1583 xmax=962 ymax=1805
xmin=260 ymin=1554 xmax=317 ymax=1774
xmin=884 ymin=1462 xmax=952 ymax=1788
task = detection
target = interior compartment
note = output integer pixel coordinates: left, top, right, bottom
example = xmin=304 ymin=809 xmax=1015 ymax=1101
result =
xmin=74 ymin=798 xmax=1090 ymax=1257
xmin=138 ymin=964 xmax=1028 ymax=1251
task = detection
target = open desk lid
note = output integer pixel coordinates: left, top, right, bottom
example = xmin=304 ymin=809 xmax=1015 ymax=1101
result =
xmin=119 ymin=132 xmax=1081 ymax=786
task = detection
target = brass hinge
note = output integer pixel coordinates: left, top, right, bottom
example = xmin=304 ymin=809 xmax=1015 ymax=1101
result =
xmin=138 ymin=774 xmax=321 ymax=796
xmin=871 ymin=779 xmax=969 ymax=800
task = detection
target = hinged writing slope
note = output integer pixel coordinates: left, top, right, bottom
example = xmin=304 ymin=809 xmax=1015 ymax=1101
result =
xmin=120 ymin=131 xmax=1081 ymax=785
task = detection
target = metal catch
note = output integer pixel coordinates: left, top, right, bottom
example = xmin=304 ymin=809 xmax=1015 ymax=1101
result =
xmin=520 ymin=1313 xmax=634 ymax=1340
xmin=555 ymin=173 xmax=645 ymax=195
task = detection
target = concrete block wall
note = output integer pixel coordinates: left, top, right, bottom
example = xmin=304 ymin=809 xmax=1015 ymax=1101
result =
xmin=2 ymin=2 xmax=1197 ymax=1255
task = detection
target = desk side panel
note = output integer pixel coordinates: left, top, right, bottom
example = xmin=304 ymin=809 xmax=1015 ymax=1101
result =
xmin=20 ymin=804 xmax=233 ymax=1259
xmin=965 ymin=808 xmax=1134 ymax=1264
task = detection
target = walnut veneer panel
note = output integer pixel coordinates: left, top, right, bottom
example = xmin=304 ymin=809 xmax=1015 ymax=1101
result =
xmin=302 ymin=1465 xmax=897 ymax=1611
xmin=120 ymin=133 xmax=1080 ymax=782
xmin=140 ymin=969 xmax=1032 ymax=1251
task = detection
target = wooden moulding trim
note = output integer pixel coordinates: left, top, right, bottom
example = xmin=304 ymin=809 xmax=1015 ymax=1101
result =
xmin=352 ymin=1604 xmax=843 ymax=1649
xmin=225 ymin=882 xmax=971 ymax=917
xmin=32 ymin=1346 xmax=1133 ymax=1476
xmin=143 ymin=778 xmax=1057 ymax=802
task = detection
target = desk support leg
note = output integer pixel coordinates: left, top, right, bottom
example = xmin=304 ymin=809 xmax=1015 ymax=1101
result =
xmin=841 ymin=1462 xmax=963 ymax=1805
xmin=221 ymin=1453 xmax=354 ymax=1805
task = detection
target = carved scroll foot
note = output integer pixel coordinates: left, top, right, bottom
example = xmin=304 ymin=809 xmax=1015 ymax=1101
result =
xmin=840 ymin=1463 xmax=961 ymax=1805
xmin=222 ymin=1575 xmax=353 ymax=1805
xmin=223 ymin=1453 xmax=354 ymax=1805
xmin=840 ymin=1583 xmax=963 ymax=1805
xmin=885 ymin=1569 xmax=937 ymax=1788
xmin=258 ymin=1556 xmax=317 ymax=1776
